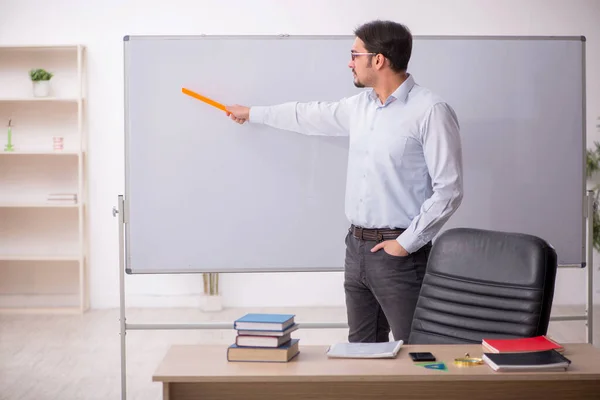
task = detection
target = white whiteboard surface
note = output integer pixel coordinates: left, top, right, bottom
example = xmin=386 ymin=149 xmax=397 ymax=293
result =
xmin=123 ymin=35 xmax=585 ymax=273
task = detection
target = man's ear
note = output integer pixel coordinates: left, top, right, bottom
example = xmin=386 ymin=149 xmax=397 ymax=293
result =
xmin=375 ymin=54 xmax=386 ymax=70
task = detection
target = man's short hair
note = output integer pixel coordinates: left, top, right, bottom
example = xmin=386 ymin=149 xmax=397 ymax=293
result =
xmin=354 ymin=20 xmax=412 ymax=72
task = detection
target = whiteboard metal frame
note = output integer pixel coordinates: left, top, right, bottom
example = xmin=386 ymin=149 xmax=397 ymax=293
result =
xmin=117 ymin=34 xmax=592 ymax=400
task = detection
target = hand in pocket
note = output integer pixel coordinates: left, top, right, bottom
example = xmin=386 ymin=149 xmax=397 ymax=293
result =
xmin=371 ymin=240 xmax=408 ymax=257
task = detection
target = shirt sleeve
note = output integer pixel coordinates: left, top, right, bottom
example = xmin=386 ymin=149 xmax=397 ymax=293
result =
xmin=396 ymin=102 xmax=464 ymax=254
xmin=248 ymin=98 xmax=353 ymax=136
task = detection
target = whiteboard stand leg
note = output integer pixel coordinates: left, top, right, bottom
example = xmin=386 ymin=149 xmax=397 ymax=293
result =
xmin=586 ymin=190 xmax=594 ymax=345
xmin=114 ymin=195 xmax=127 ymax=399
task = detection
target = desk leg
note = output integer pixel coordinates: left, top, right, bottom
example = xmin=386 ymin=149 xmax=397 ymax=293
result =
xmin=163 ymin=383 xmax=170 ymax=400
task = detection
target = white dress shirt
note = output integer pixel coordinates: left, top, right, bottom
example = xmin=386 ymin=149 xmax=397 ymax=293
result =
xmin=249 ymin=74 xmax=463 ymax=254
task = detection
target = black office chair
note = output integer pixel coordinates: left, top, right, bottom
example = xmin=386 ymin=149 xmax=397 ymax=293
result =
xmin=408 ymin=227 xmax=558 ymax=344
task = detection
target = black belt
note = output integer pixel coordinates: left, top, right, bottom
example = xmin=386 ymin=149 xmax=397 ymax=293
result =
xmin=349 ymin=224 xmax=405 ymax=242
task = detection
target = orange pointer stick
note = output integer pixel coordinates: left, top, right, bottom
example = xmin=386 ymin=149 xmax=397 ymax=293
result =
xmin=181 ymin=87 xmax=230 ymax=114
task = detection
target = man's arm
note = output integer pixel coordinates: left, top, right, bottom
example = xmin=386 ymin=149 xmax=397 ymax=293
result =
xmin=227 ymin=99 xmax=353 ymax=136
xmin=395 ymin=102 xmax=464 ymax=254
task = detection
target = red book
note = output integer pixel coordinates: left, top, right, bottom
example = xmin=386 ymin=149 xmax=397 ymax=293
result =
xmin=482 ymin=335 xmax=563 ymax=353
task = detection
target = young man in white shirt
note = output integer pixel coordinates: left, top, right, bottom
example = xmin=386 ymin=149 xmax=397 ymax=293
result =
xmin=226 ymin=20 xmax=463 ymax=343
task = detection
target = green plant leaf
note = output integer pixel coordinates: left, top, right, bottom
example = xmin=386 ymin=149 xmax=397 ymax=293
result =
xmin=586 ymin=143 xmax=600 ymax=251
xmin=29 ymin=68 xmax=53 ymax=81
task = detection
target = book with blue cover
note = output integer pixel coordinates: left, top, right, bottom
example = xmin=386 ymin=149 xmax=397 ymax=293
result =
xmin=233 ymin=313 xmax=295 ymax=331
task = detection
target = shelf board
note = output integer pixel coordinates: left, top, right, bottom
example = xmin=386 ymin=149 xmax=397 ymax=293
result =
xmin=0 ymin=202 xmax=78 ymax=208
xmin=0 ymin=255 xmax=80 ymax=261
xmin=0 ymin=44 xmax=83 ymax=51
xmin=0 ymin=150 xmax=79 ymax=155
xmin=0 ymin=97 xmax=80 ymax=103
xmin=0 ymin=306 xmax=82 ymax=314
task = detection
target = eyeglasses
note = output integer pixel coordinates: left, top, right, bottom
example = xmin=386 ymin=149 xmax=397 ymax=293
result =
xmin=350 ymin=52 xmax=376 ymax=60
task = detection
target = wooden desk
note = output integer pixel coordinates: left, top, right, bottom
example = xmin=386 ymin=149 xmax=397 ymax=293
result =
xmin=153 ymin=343 xmax=600 ymax=400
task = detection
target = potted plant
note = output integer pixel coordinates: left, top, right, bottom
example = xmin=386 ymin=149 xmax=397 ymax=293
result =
xmin=202 ymin=272 xmax=222 ymax=311
xmin=29 ymin=68 xmax=54 ymax=97
xmin=586 ymin=139 xmax=600 ymax=251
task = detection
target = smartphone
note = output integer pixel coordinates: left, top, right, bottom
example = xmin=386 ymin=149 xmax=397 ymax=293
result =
xmin=409 ymin=352 xmax=436 ymax=362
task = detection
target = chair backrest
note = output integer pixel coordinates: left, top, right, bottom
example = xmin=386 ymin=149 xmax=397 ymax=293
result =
xmin=408 ymin=227 xmax=558 ymax=344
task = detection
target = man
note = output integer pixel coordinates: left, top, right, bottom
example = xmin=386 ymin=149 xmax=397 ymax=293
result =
xmin=226 ymin=20 xmax=463 ymax=343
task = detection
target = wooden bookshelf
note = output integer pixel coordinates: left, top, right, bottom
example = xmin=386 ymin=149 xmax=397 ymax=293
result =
xmin=0 ymin=44 xmax=88 ymax=313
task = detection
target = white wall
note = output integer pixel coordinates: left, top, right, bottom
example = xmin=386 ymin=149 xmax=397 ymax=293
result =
xmin=1 ymin=0 xmax=599 ymax=309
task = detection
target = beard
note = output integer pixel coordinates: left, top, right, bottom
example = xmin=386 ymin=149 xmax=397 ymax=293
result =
xmin=353 ymin=71 xmax=365 ymax=88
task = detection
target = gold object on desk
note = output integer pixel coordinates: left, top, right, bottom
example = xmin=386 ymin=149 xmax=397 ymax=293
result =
xmin=454 ymin=353 xmax=484 ymax=366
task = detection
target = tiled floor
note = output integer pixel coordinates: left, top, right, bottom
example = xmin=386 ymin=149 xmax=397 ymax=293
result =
xmin=1 ymin=305 xmax=598 ymax=400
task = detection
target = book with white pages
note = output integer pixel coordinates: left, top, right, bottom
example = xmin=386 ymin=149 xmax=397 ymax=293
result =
xmin=326 ymin=340 xmax=403 ymax=359
xmin=236 ymin=323 xmax=298 ymax=337
xmin=236 ymin=333 xmax=291 ymax=347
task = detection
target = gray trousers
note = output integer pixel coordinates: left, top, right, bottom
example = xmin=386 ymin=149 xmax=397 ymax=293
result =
xmin=343 ymin=230 xmax=431 ymax=343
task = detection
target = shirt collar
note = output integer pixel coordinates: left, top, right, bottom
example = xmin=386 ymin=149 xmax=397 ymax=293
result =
xmin=368 ymin=73 xmax=415 ymax=106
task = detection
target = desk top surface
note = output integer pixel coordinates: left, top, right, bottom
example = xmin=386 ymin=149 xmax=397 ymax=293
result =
xmin=153 ymin=343 xmax=600 ymax=383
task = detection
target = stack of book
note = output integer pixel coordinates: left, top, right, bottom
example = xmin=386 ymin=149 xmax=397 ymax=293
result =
xmin=226 ymin=313 xmax=299 ymax=362
xmin=481 ymin=335 xmax=571 ymax=372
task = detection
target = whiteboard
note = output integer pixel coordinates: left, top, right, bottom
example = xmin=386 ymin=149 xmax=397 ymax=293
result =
xmin=123 ymin=35 xmax=585 ymax=273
